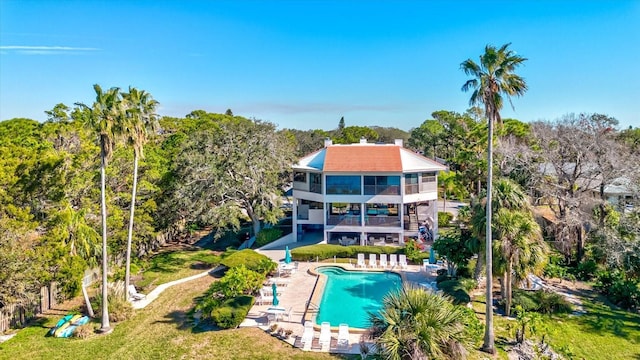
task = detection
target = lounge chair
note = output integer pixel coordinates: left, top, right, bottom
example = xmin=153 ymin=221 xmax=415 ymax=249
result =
xmin=301 ymin=321 xmax=314 ymax=349
xmin=261 ymin=285 xmax=284 ymax=296
xmin=128 ymin=285 xmax=146 ymax=301
xmin=357 ymin=253 xmax=366 ymax=268
xmin=337 ymin=323 xmax=350 ymax=349
xmin=379 ymin=253 xmax=388 ymax=268
xmin=399 ymin=254 xmax=408 ymax=269
xmin=266 ymin=277 xmax=291 ymax=286
xmin=368 ymin=253 xmax=377 ymax=268
xmin=319 ymin=322 xmax=331 ymax=347
xmin=389 ymin=254 xmax=398 ymax=268
xmin=257 ymin=288 xmax=273 ymax=305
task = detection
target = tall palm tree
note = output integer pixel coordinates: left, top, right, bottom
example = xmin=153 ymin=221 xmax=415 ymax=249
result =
xmin=122 ymin=87 xmax=158 ymax=301
xmin=461 ymin=43 xmax=528 ymax=354
xmin=76 ymin=84 xmax=124 ymax=333
xmin=493 ymin=209 xmax=547 ymax=317
xmin=369 ymin=285 xmax=473 ymax=360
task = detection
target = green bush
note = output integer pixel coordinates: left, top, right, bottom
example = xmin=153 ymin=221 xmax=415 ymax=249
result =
xmin=403 ymin=240 xmax=429 ymax=264
xmin=596 ymin=270 xmax=640 ymax=311
xmin=220 ymin=249 xmax=275 ymax=275
xmin=437 ymin=279 xmax=471 ymax=304
xmin=213 ymin=265 xmax=264 ymax=297
xmin=290 ymin=244 xmax=400 ymax=261
xmin=438 ymin=212 xmax=453 ymax=228
xmin=210 ymin=295 xmax=255 ymax=329
xmin=510 ymin=289 xmax=573 ymax=315
xmin=572 ymin=259 xmax=598 ymax=281
xmin=255 ymin=228 xmax=283 ymax=248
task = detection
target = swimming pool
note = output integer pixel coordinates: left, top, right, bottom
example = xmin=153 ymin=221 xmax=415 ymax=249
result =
xmin=315 ymin=266 xmax=402 ymax=329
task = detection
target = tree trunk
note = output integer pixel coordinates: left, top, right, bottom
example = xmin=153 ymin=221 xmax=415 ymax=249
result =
xmin=474 ymin=251 xmax=484 ymax=283
xmin=99 ymin=146 xmax=111 ymax=332
xmin=124 ymin=152 xmax=139 ymax=302
xmin=505 ymin=260 xmax=513 ymax=317
xmin=576 ymin=224 xmax=585 ymax=264
xmin=482 ymin=116 xmax=495 ymax=354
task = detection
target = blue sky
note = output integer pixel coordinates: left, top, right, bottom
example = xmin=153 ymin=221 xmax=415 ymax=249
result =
xmin=1 ymin=0 xmax=639 ymax=130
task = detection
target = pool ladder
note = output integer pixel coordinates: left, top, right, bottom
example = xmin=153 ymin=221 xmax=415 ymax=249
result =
xmin=306 ymin=301 xmax=320 ymax=312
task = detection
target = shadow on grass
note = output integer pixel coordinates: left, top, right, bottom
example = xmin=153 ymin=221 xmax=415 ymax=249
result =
xmin=575 ymin=296 xmax=640 ymax=340
xmin=153 ymin=310 xmax=193 ymax=331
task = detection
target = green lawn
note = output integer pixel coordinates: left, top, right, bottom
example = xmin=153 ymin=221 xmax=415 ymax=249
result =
xmin=135 ymin=247 xmax=220 ymax=291
xmin=0 ymin=275 xmax=344 ymax=360
xmin=470 ymin=291 xmax=640 ymax=360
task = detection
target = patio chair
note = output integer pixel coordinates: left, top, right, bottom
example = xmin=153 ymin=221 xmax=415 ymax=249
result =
xmin=258 ymin=288 xmax=273 ymax=305
xmin=368 ymin=253 xmax=378 ymax=268
xmin=337 ymin=323 xmax=350 ymax=349
xmin=379 ymin=253 xmax=388 ymax=268
xmin=399 ymin=254 xmax=408 ymax=269
xmin=389 ymin=253 xmax=398 ymax=268
xmin=319 ymin=322 xmax=331 ymax=348
xmin=357 ymin=253 xmax=366 ymax=268
xmin=301 ymin=321 xmax=314 ymax=349
xmin=128 ymin=285 xmax=146 ymax=301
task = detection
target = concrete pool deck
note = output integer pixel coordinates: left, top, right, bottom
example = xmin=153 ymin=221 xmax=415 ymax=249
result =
xmin=242 ymin=246 xmax=441 ymax=354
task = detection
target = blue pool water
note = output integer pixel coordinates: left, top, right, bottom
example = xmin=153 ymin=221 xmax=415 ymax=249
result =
xmin=316 ymin=266 xmax=402 ymax=329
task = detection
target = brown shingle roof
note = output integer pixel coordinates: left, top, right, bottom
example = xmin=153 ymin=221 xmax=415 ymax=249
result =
xmin=323 ymin=145 xmax=402 ymax=172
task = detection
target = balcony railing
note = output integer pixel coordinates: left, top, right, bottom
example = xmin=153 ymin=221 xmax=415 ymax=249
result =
xmin=326 ymin=214 xmax=362 ymax=226
xmin=364 ymin=185 xmax=400 ymax=195
xmin=365 ymin=215 xmax=400 ymax=227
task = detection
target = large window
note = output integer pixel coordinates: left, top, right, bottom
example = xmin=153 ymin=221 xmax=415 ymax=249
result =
xmin=405 ymin=173 xmax=419 ymax=194
xmin=364 ymin=176 xmax=400 ymax=195
xmin=326 ymin=175 xmax=361 ymax=195
xmin=422 ymin=172 xmax=436 ymax=183
xmin=294 ymin=171 xmax=307 ymax=182
xmin=310 ymin=173 xmax=322 ymax=194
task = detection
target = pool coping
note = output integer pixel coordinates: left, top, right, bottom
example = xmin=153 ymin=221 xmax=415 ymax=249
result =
xmin=304 ymin=263 xmax=408 ymax=334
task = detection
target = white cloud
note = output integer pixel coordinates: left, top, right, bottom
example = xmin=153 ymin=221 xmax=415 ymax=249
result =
xmin=0 ymin=45 xmax=100 ymax=55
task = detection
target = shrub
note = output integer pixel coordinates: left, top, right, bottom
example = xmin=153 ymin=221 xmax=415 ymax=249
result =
xmin=438 ymin=212 xmax=453 ymax=228
xmin=404 ymin=240 xmax=429 ymax=264
xmin=92 ymin=286 xmax=134 ymax=323
xmin=572 ymin=259 xmax=598 ymax=281
xmin=213 ymin=265 xmax=263 ymax=297
xmin=210 ymin=295 xmax=254 ymax=329
xmin=437 ymin=279 xmax=471 ymax=304
xmin=254 ymin=228 xmax=283 ymax=248
xmin=510 ymin=289 xmax=573 ymax=315
xmin=72 ymin=323 xmax=94 ymax=339
xmin=290 ymin=244 xmax=400 ymax=261
xmin=220 ymin=249 xmax=275 ymax=275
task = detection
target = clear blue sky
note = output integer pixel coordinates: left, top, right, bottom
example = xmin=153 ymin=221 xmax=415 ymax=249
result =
xmin=1 ymin=0 xmax=639 ymax=130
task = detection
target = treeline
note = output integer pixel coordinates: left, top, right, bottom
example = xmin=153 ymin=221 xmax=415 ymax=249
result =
xmin=0 ymin=92 xmax=409 ymax=309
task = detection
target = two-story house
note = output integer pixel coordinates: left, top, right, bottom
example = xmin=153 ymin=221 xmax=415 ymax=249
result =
xmin=292 ymin=138 xmax=447 ymax=246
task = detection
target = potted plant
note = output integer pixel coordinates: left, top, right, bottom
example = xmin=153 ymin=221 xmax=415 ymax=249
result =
xmin=268 ymin=324 xmax=278 ymax=334
xmin=276 ymin=327 xmax=285 ymax=339
xmin=284 ymin=329 xmax=293 ymax=339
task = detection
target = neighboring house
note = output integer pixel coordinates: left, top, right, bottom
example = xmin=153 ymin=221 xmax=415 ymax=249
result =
xmin=291 ymin=138 xmax=447 ymax=246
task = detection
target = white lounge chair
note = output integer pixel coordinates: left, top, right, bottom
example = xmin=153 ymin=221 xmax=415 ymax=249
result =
xmin=128 ymin=285 xmax=146 ymax=301
xmin=357 ymin=253 xmax=366 ymax=268
xmin=319 ymin=322 xmax=331 ymax=347
xmin=389 ymin=254 xmax=398 ymax=268
xmin=369 ymin=253 xmax=377 ymax=268
xmin=301 ymin=321 xmax=314 ymax=349
xmin=379 ymin=253 xmax=388 ymax=268
xmin=337 ymin=323 xmax=350 ymax=349
xmin=399 ymin=254 xmax=408 ymax=269
xmin=257 ymin=288 xmax=273 ymax=305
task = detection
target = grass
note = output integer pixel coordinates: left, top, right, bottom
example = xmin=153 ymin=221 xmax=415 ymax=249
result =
xmin=470 ymin=291 xmax=640 ymax=360
xmin=135 ymin=247 xmax=220 ymax=291
xmin=0 ymin=276 xmax=345 ymax=360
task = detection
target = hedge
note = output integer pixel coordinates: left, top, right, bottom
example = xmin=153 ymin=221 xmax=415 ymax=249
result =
xmin=220 ymin=249 xmax=276 ymax=275
xmin=290 ymin=244 xmax=402 ymax=261
xmin=210 ymin=295 xmax=255 ymax=329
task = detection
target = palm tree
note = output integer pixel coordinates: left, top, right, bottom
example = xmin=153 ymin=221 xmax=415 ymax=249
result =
xmin=122 ymin=87 xmax=158 ymax=301
xmin=369 ymin=285 xmax=473 ymax=360
xmin=461 ymin=43 xmax=527 ymax=354
xmin=493 ymin=209 xmax=547 ymax=317
xmin=76 ymin=84 xmax=124 ymax=333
